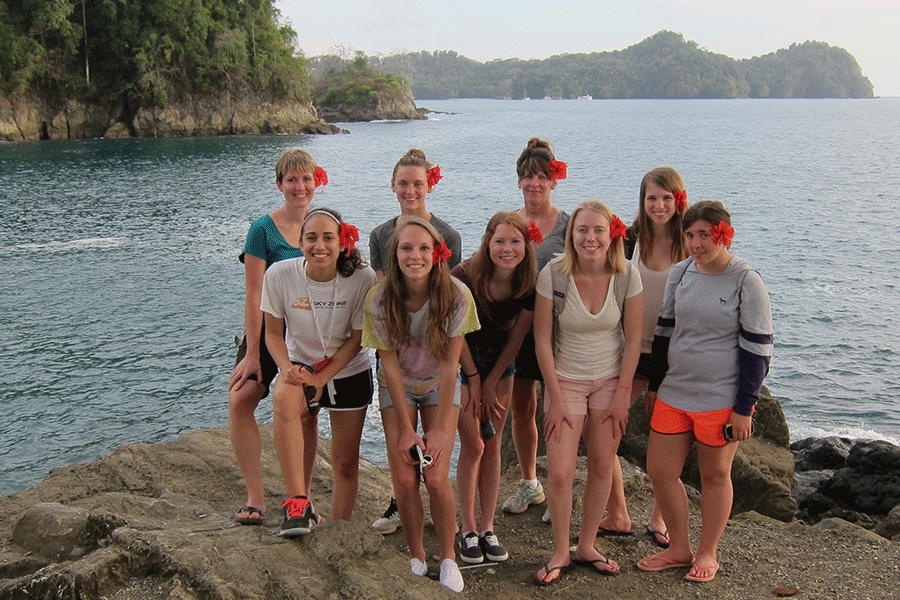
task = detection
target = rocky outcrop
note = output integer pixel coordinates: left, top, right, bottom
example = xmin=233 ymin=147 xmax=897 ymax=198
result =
xmin=2 ymin=427 xmax=899 ymax=600
xmin=794 ymin=437 xmax=900 ymax=532
xmin=315 ymin=92 xmax=425 ymax=123
xmin=0 ymin=91 xmax=343 ymax=142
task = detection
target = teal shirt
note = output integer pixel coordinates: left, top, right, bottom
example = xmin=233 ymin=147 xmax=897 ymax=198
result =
xmin=239 ymin=214 xmax=303 ymax=267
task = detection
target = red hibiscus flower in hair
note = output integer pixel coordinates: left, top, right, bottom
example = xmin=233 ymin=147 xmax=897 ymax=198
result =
xmin=674 ymin=190 xmax=688 ymax=210
xmin=427 ymin=165 xmax=443 ymax=188
xmin=548 ymin=160 xmax=567 ymax=181
xmin=527 ymin=221 xmax=543 ymax=244
xmin=338 ymin=222 xmax=359 ymax=254
xmin=432 ymin=240 xmax=452 ymax=265
xmin=313 ymin=166 xmax=328 ymax=187
xmin=710 ymin=221 xmax=735 ymax=246
xmin=609 ymin=214 xmax=627 ymax=239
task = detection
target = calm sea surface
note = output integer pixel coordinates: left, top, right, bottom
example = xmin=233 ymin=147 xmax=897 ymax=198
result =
xmin=1 ymin=98 xmax=898 ymax=495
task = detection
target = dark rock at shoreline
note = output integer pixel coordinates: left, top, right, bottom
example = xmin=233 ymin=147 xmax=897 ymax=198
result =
xmin=791 ymin=436 xmax=853 ymax=471
xmin=315 ymin=92 xmax=424 ymax=123
xmin=794 ymin=438 xmax=900 ymax=533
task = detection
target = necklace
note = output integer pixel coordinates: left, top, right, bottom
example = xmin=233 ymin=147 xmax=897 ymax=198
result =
xmin=304 ymin=264 xmax=338 ymax=374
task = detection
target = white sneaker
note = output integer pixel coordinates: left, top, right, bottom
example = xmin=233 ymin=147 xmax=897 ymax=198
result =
xmin=372 ymin=497 xmax=400 ymax=534
xmin=439 ymin=558 xmax=464 ymax=592
xmin=502 ymin=480 xmax=546 ymax=514
xmin=410 ymin=557 xmax=427 ymax=577
xmin=541 ymin=507 xmax=551 ymax=523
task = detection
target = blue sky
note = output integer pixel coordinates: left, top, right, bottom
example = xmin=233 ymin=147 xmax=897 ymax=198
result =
xmin=277 ymin=0 xmax=899 ymax=96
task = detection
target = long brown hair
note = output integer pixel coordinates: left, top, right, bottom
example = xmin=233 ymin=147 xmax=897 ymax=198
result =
xmin=632 ymin=167 xmax=689 ymax=264
xmin=463 ymin=211 xmax=538 ymax=311
xmin=382 ymin=216 xmax=459 ymax=359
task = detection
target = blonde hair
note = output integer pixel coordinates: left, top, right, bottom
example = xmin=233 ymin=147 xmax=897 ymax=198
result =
xmin=382 ymin=216 xmax=459 ymax=359
xmin=557 ymin=200 xmax=626 ymax=276
xmin=275 ymin=148 xmax=317 ymax=184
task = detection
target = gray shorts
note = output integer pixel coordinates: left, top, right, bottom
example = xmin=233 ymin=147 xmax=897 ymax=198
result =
xmin=377 ymin=382 xmax=462 ymax=410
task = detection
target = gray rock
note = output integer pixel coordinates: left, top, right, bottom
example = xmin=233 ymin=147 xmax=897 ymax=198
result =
xmin=11 ymin=503 xmax=123 ymax=561
xmin=875 ymin=504 xmax=900 ymax=541
xmin=791 ymin=436 xmax=852 ymax=471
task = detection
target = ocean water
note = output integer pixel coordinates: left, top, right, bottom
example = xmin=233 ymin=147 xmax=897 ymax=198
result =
xmin=1 ymin=98 xmax=898 ymax=495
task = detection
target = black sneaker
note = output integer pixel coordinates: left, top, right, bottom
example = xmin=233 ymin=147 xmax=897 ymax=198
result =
xmin=459 ymin=531 xmax=484 ymax=564
xmin=479 ymin=530 xmax=509 ymax=562
xmin=278 ymin=496 xmax=316 ymax=537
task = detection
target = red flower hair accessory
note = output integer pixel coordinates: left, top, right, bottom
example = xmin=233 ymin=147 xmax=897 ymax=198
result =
xmin=527 ymin=221 xmax=543 ymax=244
xmin=609 ymin=214 xmax=628 ymax=239
xmin=427 ymin=165 xmax=443 ymax=187
xmin=338 ymin=222 xmax=359 ymax=254
xmin=432 ymin=240 xmax=452 ymax=265
xmin=710 ymin=221 xmax=734 ymax=246
xmin=674 ymin=190 xmax=687 ymax=210
xmin=313 ymin=166 xmax=328 ymax=187
xmin=548 ymin=160 xmax=567 ymax=181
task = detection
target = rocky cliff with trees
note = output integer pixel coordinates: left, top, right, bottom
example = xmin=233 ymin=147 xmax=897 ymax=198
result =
xmin=0 ymin=0 xmax=341 ymax=140
xmin=373 ymin=31 xmax=874 ymax=100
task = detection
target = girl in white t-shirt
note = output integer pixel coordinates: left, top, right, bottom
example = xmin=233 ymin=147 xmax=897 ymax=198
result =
xmin=261 ymin=207 xmax=376 ymax=537
xmin=362 ymin=216 xmax=479 ymax=593
xmin=533 ymin=200 xmax=643 ymax=585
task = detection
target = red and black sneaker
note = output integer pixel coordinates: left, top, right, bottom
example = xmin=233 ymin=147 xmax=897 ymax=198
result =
xmin=278 ymin=496 xmax=316 ymax=537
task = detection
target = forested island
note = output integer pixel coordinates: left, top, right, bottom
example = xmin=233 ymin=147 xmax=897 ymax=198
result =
xmin=0 ymin=2 xmax=874 ymax=141
xmin=371 ymin=31 xmax=874 ymax=100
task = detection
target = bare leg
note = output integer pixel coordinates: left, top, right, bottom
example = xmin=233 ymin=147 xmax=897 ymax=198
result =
xmin=381 ymin=407 xmax=426 ymax=562
xmin=574 ymin=410 xmax=621 ymax=571
xmin=229 ymin=381 xmax=267 ymax=516
xmin=421 ymin=404 xmax=461 ymax=562
xmin=328 ymin=408 xmax=367 ymax=520
xmin=693 ymin=440 xmax=739 ymax=571
xmin=300 ymin=408 xmax=319 ymax=501
xmin=477 ymin=377 xmax=513 ymax=532
xmin=456 ymin=386 xmax=484 ymax=534
xmin=642 ymin=430 xmax=695 ymax=565
xmin=510 ymin=377 xmax=538 ymax=481
xmin=536 ymin=412 xmax=584 ymax=583
xmin=272 ymin=379 xmax=307 ymax=498
xmin=598 ymin=379 xmax=646 ymax=532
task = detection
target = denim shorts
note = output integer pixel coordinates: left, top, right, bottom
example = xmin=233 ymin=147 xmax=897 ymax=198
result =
xmin=460 ymin=340 xmax=515 ymax=385
xmin=377 ymin=381 xmax=462 ymax=410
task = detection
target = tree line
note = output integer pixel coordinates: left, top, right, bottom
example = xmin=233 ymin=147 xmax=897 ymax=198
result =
xmin=371 ymin=31 xmax=874 ymax=100
xmin=0 ymin=0 xmax=308 ymax=110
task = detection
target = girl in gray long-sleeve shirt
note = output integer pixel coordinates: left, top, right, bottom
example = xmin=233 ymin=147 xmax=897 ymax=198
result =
xmin=639 ymin=200 xmax=773 ymax=584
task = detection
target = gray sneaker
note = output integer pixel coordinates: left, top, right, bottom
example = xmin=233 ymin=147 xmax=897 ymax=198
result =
xmin=479 ymin=530 xmax=509 ymax=562
xmin=502 ymin=480 xmax=545 ymax=514
xmin=372 ymin=497 xmax=400 ymax=534
xmin=459 ymin=531 xmax=484 ymax=564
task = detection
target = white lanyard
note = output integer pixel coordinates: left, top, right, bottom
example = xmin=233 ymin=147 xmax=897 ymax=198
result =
xmin=304 ymin=265 xmax=339 ymax=398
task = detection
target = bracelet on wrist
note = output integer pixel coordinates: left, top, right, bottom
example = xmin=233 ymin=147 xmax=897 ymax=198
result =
xmin=463 ymin=371 xmax=479 ymax=378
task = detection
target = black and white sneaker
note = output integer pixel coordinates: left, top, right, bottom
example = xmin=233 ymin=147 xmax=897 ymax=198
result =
xmin=372 ymin=497 xmax=400 ymax=534
xmin=278 ymin=496 xmax=317 ymax=537
xmin=479 ymin=530 xmax=509 ymax=562
xmin=459 ymin=531 xmax=484 ymax=564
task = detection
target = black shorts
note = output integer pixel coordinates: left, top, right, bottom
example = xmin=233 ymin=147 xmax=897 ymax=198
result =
xmin=461 ymin=340 xmax=515 ymax=386
xmin=294 ymin=366 xmax=374 ymax=411
xmin=234 ymin=329 xmax=278 ymax=399
xmin=634 ymin=352 xmax=653 ymax=381
xmin=513 ymin=330 xmax=543 ymax=382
